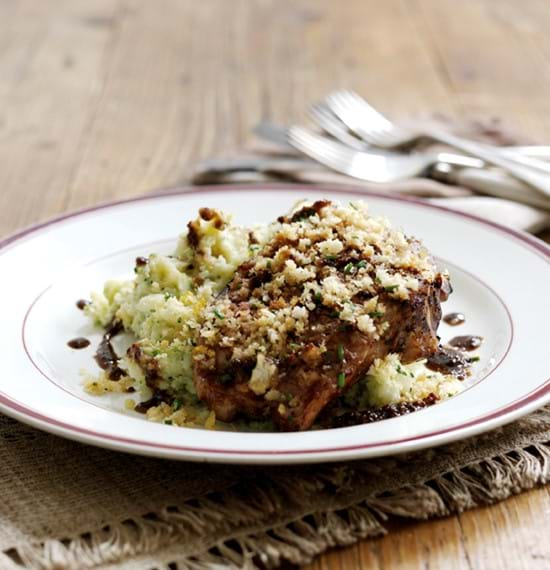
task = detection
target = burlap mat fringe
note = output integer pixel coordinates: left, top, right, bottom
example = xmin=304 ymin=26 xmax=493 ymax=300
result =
xmin=3 ymin=427 xmax=548 ymax=569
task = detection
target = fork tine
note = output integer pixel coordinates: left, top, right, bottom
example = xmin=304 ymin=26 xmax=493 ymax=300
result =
xmin=289 ymin=127 xmax=357 ymax=169
xmin=287 ymin=126 xmax=427 ymax=183
xmin=308 ymin=103 xmax=366 ymax=150
xmin=325 ymin=91 xmax=383 ymax=135
xmin=324 ymin=89 xmax=410 ymax=147
xmin=338 ymin=90 xmax=391 ymax=130
xmin=290 ymin=127 xmax=352 ymax=163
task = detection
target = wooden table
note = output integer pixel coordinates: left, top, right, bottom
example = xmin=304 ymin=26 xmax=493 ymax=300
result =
xmin=1 ymin=1 xmax=548 ymax=568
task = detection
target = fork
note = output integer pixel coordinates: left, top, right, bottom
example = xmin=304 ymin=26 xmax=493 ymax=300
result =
xmin=288 ymin=126 xmax=486 ymax=182
xmin=326 ymin=90 xmax=550 ymax=166
xmin=287 ymin=126 xmax=550 ymax=210
xmin=325 ymin=90 xmax=550 ymax=197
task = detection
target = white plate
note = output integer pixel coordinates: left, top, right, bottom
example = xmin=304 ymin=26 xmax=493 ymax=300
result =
xmin=0 ymin=184 xmax=548 ymax=464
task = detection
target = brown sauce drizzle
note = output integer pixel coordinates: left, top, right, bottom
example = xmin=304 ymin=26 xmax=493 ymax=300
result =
xmin=67 ymin=337 xmax=90 ymax=349
xmin=134 ymin=391 xmax=172 ymax=414
xmin=94 ymin=321 xmax=126 ymax=380
xmin=279 ymin=199 xmax=331 ymax=223
xmin=426 ymin=346 xmax=470 ymax=379
xmin=449 ymin=335 xmax=483 ymax=351
xmin=443 ymin=312 xmax=465 ymax=326
xmin=76 ymin=299 xmax=90 ymax=310
xmin=324 ymin=394 xmax=439 ymax=428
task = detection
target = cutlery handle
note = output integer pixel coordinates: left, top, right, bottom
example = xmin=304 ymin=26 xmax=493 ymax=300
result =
xmin=497 ymin=147 xmax=550 ymax=173
xmin=505 ymin=145 xmax=550 ymax=158
xmin=428 ymin=129 xmax=550 ymax=198
xmin=433 ymin=165 xmax=550 ymax=211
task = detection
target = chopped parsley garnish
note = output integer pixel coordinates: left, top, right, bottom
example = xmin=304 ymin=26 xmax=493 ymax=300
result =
xmin=337 ymin=372 xmax=346 ymax=388
xmin=337 ymin=344 xmax=345 ymax=362
xmin=266 ymin=260 xmax=272 ymax=269
xmin=213 ymin=308 xmax=225 ymax=320
xmin=396 ymin=364 xmax=407 ymax=376
xmin=314 ymin=292 xmax=323 ymax=303
xmin=151 ymin=349 xmax=161 ymax=357
xmin=356 ymin=260 xmax=367 ymax=269
xmin=368 ymin=311 xmax=384 ymax=318
xmin=325 ymin=254 xmax=338 ymax=262
xmin=343 ymin=262 xmax=355 ymax=274
xmin=164 ymin=292 xmax=173 ymax=300
xmin=469 ymin=356 xmax=480 ymax=362
xmin=173 ymin=399 xmax=182 ymax=411
xmin=349 ymin=202 xmax=358 ymax=210
xmin=164 ymin=419 xmax=173 ymax=425
xmin=384 ymin=285 xmax=399 ymax=292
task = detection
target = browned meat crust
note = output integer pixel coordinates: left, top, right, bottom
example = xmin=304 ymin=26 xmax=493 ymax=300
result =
xmin=194 ymin=280 xmax=445 ymax=430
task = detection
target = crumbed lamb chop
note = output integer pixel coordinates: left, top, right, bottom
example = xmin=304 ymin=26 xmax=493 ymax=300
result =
xmin=193 ymin=200 xmax=450 ymax=431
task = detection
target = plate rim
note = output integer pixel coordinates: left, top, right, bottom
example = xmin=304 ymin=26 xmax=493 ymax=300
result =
xmin=1 ymin=183 xmax=548 ymax=463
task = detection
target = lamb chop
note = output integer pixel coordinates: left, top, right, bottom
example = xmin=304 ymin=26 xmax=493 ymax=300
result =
xmin=193 ymin=200 xmax=449 ymax=431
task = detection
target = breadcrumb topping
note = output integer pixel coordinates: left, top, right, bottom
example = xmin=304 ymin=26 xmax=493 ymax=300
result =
xmin=198 ymin=200 xmax=439 ymax=378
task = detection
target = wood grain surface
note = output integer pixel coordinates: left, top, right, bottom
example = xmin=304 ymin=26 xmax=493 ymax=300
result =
xmin=0 ymin=1 xmax=548 ymax=568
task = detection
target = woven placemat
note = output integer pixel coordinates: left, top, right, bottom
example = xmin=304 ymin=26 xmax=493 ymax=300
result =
xmin=0 ymin=407 xmax=548 ymax=569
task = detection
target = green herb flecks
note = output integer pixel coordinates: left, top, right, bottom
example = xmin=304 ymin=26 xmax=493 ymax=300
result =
xmin=337 ymin=344 xmax=345 ymax=362
xmin=384 ymin=285 xmax=399 ymax=292
xmin=173 ymin=399 xmax=182 ymax=411
xmin=337 ymin=372 xmax=346 ymax=389
xmin=343 ymin=262 xmax=355 ymax=274
xmin=213 ymin=308 xmax=225 ymax=320
xmin=368 ymin=310 xmax=384 ymax=318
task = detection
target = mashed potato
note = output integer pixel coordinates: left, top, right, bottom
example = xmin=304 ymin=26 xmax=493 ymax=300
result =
xmin=86 ymin=207 xmax=272 ymax=398
xmin=344 ymin=353 xmax=463 ymax=409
